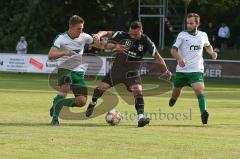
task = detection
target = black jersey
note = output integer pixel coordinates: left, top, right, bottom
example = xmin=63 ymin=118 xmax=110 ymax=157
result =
xmin=111 ymin=31 xmax=157 ymax=61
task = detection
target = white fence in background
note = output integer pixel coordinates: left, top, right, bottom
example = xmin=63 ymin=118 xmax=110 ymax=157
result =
xmin=0 ymin=53 xmax=240 ymax=79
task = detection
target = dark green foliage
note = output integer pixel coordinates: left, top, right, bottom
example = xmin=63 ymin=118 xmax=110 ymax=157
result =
xmin=0 ymin=0 xmax=239 ymax=56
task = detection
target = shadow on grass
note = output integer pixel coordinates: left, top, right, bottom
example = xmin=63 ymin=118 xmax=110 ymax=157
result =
xmin=61 ymin=123 xmax=135 ymax=128
xmin=150 ymin=123 xmax=240 ymax=128
xmin=0 ymin=122 xmax=238 ymax=128
xmin=151 ymin=124 xmax=205 ymax=128
xmin=0 ymin=122 xmax=134 ymax=128
xmin=0 ymin=122 xmax=50 ymax=127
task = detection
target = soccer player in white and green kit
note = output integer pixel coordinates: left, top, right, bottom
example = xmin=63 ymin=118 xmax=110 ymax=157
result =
xmin=169 ymin=13 xmax=218 ymax=124
xmin=48 ymin=15 xmax=126 ymax=126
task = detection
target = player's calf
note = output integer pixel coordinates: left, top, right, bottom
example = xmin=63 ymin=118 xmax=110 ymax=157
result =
xmin=75 ymin=96 xmax=87 ymax=107
xmin=169 ymin=87 xmax=182 ymax=107
xmin=133 ymin=92 xmax=150 ymax=127
xmin=50 ymin=93 xmax=67 ymax=117
xmin=50 ymin=96 xmax=65 ymax=126
xmin=86 ymin=87 xmax=105 ymax=117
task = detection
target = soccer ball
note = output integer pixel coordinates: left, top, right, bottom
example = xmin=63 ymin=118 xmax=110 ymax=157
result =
xmin=105 ymin=109 xmax=122 ymax=126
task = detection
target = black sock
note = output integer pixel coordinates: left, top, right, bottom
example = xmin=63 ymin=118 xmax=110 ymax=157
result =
xmin=134 ymin=94 xmax=144 ymax=115
xmin=92 ymin=87 xmax=104 ymax=103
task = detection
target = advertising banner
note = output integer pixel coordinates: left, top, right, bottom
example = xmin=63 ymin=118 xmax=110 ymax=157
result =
xmin=0 ymin=54 xmax=106 ymax=75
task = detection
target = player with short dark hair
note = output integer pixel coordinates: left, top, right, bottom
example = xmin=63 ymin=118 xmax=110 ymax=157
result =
xmin=169 ymin=13 xmax=218 ymax=124
xmin=48 ymin=15 xmax=126 ymax=126
xmin=85 ymin=21 xmax=172 ymax=127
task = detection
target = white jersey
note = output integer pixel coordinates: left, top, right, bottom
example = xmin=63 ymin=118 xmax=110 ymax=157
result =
xmin=53 ymin=32 xmax=93 ymax=72
xmin=172 ymin=31 xmax=210 ymax=73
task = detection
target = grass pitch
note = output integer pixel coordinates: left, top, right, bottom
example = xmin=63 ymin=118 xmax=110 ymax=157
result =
xmin=0 ymin=73 xmax=239 ymax=159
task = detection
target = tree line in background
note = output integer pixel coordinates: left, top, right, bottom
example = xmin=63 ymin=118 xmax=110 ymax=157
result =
xmin=0 ymin=0 xmax=239 ymax=53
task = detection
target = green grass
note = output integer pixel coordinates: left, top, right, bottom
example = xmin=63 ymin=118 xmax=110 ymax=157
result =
xmin=0 ymin=73 xmax=239 ymax=159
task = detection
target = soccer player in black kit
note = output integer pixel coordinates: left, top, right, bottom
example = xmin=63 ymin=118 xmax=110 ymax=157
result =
xmin=86 ymin=21 xmax=172 ymax=127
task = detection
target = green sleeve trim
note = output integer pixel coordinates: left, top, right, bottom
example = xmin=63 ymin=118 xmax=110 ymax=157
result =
xmin=52 ymin=32 xmax=66 ymax=45
xmin=52 ymin=45 xmax=60 ymax=49
xmin=172 ymin=45 xmax=178 ymax=49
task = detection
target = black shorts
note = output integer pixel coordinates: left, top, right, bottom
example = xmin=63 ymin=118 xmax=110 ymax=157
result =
xmin=104 ymin=53 xmax=142 ymax=91
xmin=102 ymin=70 xmax=141 ymax=92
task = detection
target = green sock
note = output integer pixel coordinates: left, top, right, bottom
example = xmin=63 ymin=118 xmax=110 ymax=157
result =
xmin=63 ymin=98 xmax=77 ymax=107
xmin=53 ymin=95 xmax=65 ymax=118
xmin=197 ymin=94 xmax=207 ymax=113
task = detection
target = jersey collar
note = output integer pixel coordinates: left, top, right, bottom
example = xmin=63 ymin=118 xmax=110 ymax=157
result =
xmin=66 ymin=31 xmax=76 ymax=40
xmin=187 ymin=30 xmax=198 ymax=36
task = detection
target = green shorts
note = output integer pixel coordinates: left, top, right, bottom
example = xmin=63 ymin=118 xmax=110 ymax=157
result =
xmin=57 ymin=68 xmax=86 ymax=87
xmin=174 ymin=72 xmax=204 ymax=87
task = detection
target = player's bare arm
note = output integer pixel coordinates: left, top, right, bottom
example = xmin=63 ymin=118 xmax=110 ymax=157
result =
xmin=91 ymin=41 xmax=128 ymax=53
xmin=48 ymin=47 xmax=76 ymax=60
xmin=170 ymin=47 xmax=186 ymax=67
xmin=92 ymin=31 xmax=113 ymax=41
xmin=205 ymin=45 xmax=218 ymax=60
xmin=92 ymin=31 xmax=128 ymax=52
xmin=154 ymin=52 xmax=172 ymax=80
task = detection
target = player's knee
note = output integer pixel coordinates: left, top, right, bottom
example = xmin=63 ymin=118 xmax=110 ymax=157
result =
xmin=59 ymin=84 xmax=70 ymax=96
xmin=75 ymin=96 xmax=87 ymax=107
xmin=192 ymin=84 xmax=204 ymax=95
xmin=195 ymin=89 xmax=204 ymax=95
xmin=131 ymin=84 xmax=142 ymax=94
xmin=98 ymin=83 xmax=110 ymax=91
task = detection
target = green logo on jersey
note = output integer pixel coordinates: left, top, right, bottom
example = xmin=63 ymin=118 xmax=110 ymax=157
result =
xmin=73 ymin=50 xmax=80 ymax=53
xmin=190 ymin=45 xmax=201 ymax=51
